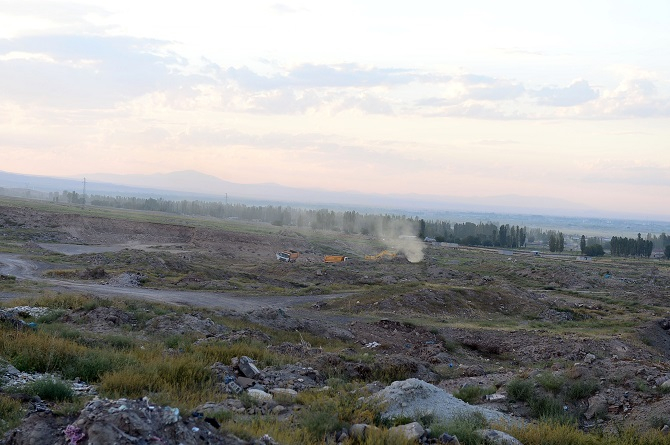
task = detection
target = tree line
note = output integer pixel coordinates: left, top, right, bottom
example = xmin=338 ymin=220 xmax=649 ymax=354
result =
xmin=609 ymin=234 xmax=654 ymax=257
xmin=55 ymin=190 xmax=670 ymax=257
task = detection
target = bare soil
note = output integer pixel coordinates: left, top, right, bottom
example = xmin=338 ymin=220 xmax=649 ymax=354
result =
xmin=2 ymin=202 xmax=670 ymax=437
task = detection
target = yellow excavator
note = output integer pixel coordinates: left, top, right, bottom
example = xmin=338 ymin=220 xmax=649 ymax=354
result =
xmin=364 ymin=250 xmax=397 ymax=261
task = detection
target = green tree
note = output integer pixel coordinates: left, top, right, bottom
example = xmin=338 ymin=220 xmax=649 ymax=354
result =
xmin=665 ymin=245 xmax=670 ymax=259
xmin=584 ymin=244 xmax=605 ymax=256
xmin=499 ymin=225 xmax=508 ymax=247
xmin=342 ymin=211 xmax=357 ymax=234
xmin=580 ymin=235 xmax=586 ymax=254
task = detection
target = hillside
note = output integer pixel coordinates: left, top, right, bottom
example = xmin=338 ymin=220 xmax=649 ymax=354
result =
xmin=1 ymin=197 xmax=670 ymax=444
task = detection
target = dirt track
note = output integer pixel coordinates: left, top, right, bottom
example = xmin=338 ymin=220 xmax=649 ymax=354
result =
xmin=0 ymin=252 xmax=349 ymax=312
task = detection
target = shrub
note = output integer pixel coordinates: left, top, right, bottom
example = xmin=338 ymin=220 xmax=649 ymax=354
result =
xmin=529 ymin=395 xmax=567 ymax=421
xmin=298 ymin=400 xmax=344 ymax=441
xmin=565 ymin=379 xmax=599 ymax=402
xmin=535 ymin=373 xmax=565 ymax=395
xmin=102 ymin=334 xmax=135 ymax=350
xmin=0 ymin=330 xmax=131 ymax=382
xmin=442 ymin=412 xmax=488 ymax=445
xmin=26 ymin=378 xmax=74 ymax=402
xmin=36 ymin=309 xmax=66 ymax=324
xmin=507 ymin=378 xmax=535 ymax=402
xmin=0 ymin=394 xmax=23 ymax=435
xmin=453 ymin=385 xmax=496 ymax=404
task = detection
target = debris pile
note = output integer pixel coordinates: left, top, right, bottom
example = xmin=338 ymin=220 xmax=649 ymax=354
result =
xmin=1 ymin=397 xmax=270 ymax=445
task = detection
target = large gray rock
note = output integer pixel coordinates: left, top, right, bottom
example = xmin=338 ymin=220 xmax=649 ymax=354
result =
xmin=374 ymin=378 xmax=510 ymax=425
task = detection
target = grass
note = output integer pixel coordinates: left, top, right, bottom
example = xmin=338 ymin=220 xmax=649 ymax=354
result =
xmin=503 ymin=421 xmax=670 ymax=445
xmin=433 ymin=412 xmax=489 ymax=445
xmin=0 ymin=395 xmax=24 ymax=433
xmin=24 ymin=378 xmax=74 ymax=402
xmin=565 ymin=379 xmax=599 ymax=402
xmin=453 ymin=385 xmax=496 ymax=404
xmin=535 ymin=372 xmax=565 ymax=395
xmin=507 ymin=378 xmax=535 ymax=402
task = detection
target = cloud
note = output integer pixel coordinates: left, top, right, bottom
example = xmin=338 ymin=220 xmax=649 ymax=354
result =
xmin=533 ymin=79 xmax=599 ymax=107
xmin=333 ymin=94 xmax=394 ymax=115
xmin=593 ymin=78 xmax=670 ymax=117
xmin=459 ymin=75 xmax=525 ymax=101
xmin=0 ymin=35 xmax=202 ymax=108
xmin=270 ymin=3 xmax=307 ymax=14
xmin=243 ymin=89 xmax=323 ymax=114
xmin=224 ymin=63 xmax=417 ymax=90
xmin=413 ymin=75 xmax=525 ymax=118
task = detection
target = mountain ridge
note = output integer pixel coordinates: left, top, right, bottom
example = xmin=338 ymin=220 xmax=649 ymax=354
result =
xmin=0 ymin=169 xmax=667 ymax=222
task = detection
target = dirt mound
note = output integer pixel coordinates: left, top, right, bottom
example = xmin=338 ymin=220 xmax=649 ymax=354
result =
xmin=639 ymin=319 xmax=670 ymax=359
xmin=242 ymin=308 xmax=354 ymax=340
xmin=1 ymin=397 xmax=253 ymax=445
xmin=61 ymin=307 xmax=137 ymax=333
xmin=106 ymin=272 xmax=146 ymax=287
xmin=145 ymin=313 xmax=228 ymax=337
xmin=347 ymin=319 xmax=445 ymax=359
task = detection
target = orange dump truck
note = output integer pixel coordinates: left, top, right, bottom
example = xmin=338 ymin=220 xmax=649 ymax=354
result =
xmin=324 ymin=255 xmax=348 ymax=263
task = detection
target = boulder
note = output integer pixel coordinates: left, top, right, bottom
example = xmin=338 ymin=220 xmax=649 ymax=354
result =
xmin=584 ymin=394 xmax=608 ymax=420
xmin=247 ymin=389 xmax=272 ymax=402
xmin=388 ymin=422 xmax=424 ymax=441
xmin=475 ymin=429 xmax=524 ymax=444
xmin=374 ymin=378 xmax=509 ymax=424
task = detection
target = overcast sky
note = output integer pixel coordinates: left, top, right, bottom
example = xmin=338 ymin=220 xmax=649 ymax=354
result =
xmin=1 ymin=1 xmax=669 ymax=219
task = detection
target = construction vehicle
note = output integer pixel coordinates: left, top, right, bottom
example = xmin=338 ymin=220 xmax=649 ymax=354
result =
xmin=276 ymin=250 xmax=300 ymax=262
xmin=324 ymin=255 xmax=348 ymax=263
xmin=364 ymin=250 xmax=397 ymax=261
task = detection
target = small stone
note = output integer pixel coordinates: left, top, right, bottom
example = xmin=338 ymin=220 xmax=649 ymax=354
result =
xmin=475 ymin=429 xmax=523 ymax=445
xmin=439 ymin=432 xmax=461 ymax=444
xmin=271 ymin=405 xmax=287 ymax=415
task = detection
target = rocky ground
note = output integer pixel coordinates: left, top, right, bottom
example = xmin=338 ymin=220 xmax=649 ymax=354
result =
xmin=1 ymin=202 xmax=670 ymax=443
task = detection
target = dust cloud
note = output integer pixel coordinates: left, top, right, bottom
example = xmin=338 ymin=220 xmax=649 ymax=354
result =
xmin=395 ymin=236 xmax=425 ymax=263
xmin=369 ymin=217 xmax=425 ymax=263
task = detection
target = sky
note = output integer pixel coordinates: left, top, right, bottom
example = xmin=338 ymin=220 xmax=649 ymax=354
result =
xmin=0 ymin=1 xmax=669 ymax=219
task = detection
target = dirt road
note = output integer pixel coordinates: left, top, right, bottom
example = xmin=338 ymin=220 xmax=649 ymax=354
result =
xmin=0 ymin=253 xmax=348 ymax=312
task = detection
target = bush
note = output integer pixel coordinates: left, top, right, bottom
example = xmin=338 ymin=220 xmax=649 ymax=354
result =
xmin=26 ymin=378 xmax=74 ymax=402
xmin=565 ymin=379 xmax=598 ymax=402
xmin=0 ymin=330 xmax=131 ymax=382
xmin=453 ymin=385 xmax=496 ymax=404
xmin=535 ymin=373 xmax=564 ymax=395
xmin=442 ymin=412 xmax=488 ymax=445
xmin=507 ymin=378 xmax=535 ymax=402
xmin=0 ymin=394 xmax=23 ymax=435
xmin=530 ymin=395 xmax=567 ymax=421
xmin=298 ymin=400 xmax=344 ymax=441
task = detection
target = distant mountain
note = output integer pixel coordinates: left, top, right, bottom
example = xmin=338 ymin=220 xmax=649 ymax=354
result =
xmin=0 ymin=169 xmax=655 ymax=221
xmin=82 ymin=170 xmax=591 ymax=216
